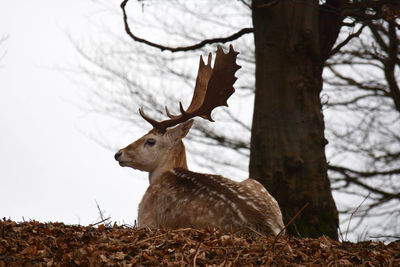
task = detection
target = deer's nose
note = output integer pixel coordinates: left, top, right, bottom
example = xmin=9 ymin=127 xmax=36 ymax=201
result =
xmin=114 ymin=151 xmax=122 ymax=161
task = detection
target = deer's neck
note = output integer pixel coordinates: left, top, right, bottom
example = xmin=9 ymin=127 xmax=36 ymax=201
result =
xmin=149 ymin=141 xmax=188 ymax=184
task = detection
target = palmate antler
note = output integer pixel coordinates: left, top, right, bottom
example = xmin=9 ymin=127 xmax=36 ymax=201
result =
xmin=139 ymin=44 xmax=241 ymax=133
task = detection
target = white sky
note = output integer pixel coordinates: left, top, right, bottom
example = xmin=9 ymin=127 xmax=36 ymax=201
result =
xmin=0 ymin=0 xmax=148 ymax=225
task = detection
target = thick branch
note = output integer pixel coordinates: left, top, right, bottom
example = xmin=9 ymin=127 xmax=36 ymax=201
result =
xmin=319 ymin=0 xmax=343 ymax=62
xmin=120 ymin=0 xmax=253 ymax=52
xmin=341 ymin=0 xmax=400 ymax=21
xmin=384 ymin=23 xmax=400 ymax=112
xmin=330 ymin=24 xmax=366 ymax=56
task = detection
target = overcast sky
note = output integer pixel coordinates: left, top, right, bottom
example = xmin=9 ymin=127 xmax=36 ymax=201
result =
xmin=0 ymin=0 xmax=149 ymax=225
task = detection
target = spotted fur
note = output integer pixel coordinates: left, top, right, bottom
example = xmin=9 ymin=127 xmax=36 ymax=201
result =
xmin=137 ymin=168 xmax=284 ymax=235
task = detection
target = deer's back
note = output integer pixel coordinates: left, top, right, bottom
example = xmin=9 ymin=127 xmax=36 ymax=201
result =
xmin=138 ymin=168 xmax=284 ymax=235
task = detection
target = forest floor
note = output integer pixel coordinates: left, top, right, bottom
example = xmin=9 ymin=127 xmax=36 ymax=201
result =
xmin=0 ymin=219 xmax=399 ymax=266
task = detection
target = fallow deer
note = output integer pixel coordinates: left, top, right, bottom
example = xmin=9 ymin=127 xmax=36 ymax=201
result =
xmin=114 ymin=45 xmax=284 ymax=236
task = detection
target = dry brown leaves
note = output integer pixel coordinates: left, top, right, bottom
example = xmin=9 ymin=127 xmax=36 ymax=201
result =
xmin=0 ymin=219 xmax=399 ymax=266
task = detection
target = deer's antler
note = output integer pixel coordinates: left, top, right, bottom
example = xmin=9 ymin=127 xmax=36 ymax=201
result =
xmin=139 ymin=44 xmax=241 ymax=133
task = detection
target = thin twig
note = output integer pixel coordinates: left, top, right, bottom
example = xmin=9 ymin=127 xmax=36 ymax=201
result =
xmin=338 ymin=224 xmax=345 ymax=242
xmin=172 ymin=228 xmax=204 ymax=234
xmin=120 ymin=0 xmax=253 ymax=52
xmin=88 ymin=217 xmax=111 ymax=228
xmin=239 ymin=0 xmax=251 ymax=9
xmin=232 ymin=249 xmax=244 ymax=265
xmin=369 ymin=235 xmax=400 ymax=239
xmin=345 ymin=193 xmax=370 ymax=241
xmin=246 ymin=226 xmax=264 ymax=237
xmin=192 ymin=241 xmax=202 ymax=267
xmin=136 ymin=233 xmax=167 ymax=245
xmin=273 ymin=202 xmax=310 ymax=246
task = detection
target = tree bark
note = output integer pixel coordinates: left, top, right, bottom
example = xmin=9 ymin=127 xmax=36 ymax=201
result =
xmin=250 ymin=0 xmax=339 ymax=239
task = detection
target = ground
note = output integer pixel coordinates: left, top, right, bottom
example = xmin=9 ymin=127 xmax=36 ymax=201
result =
xmin=0 ymin=219 xmax=399 ymax=266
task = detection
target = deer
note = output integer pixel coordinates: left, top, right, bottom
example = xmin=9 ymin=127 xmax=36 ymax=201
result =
xmin=114 ymin=45 xmax=284 ymax=236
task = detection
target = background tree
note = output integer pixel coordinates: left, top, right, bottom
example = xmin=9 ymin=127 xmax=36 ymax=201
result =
xmin=325 ymin=18 xmax=400 ymax=239
xmin=72 ymin=0 xmax=399 ymax=241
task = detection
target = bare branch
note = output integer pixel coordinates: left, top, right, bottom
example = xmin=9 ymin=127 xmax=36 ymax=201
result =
xmin=239 ymin=0 xmax=251 ymax=9
xmin=330 ymin=24 xmax=366 ymax=56
xmin=384 ymin=23 xmax=400 ymax=112
xmin=120 ymin=0 xmax=253 ymax=52
xmin=329 ymin=164 xmax=400 ymax=178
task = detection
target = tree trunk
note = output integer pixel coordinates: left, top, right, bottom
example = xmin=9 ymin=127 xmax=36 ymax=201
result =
xmin=249 ymin=0 xmax=339 ymax=239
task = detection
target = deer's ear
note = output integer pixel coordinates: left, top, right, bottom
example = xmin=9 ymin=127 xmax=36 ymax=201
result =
xmin=167 ymin=119 xmax=194 ymax=145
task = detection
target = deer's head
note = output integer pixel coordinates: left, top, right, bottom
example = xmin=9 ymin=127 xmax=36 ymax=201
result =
xmin=114 ymin=120 xmax=193 ymax=173
xmin=114 ymin=45 xmax=241 ymax=182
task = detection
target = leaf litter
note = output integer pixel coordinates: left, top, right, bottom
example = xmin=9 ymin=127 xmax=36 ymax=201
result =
xmin=0 ymin=219 xmax=399 ymax=266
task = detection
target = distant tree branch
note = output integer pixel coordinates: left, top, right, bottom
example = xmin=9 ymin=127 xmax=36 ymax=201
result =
xmin=0 ymin=35 xmax=9 ymax=63
xmin=329 ymin=166 xmax=400 ymax=201
xmin=325 ymin=65 xmax=390 ymax=96
xmin=120 ymin=0 xmax=253 ymax=52
xmin=324 ymin=93 xmax=385 ymax=107
xmin=329 ymin=164 xmax=400 ymax=178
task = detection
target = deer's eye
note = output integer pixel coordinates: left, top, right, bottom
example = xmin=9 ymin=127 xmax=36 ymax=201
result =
xmin=146 ymin=138 xmax=156 ymax=146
